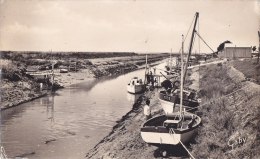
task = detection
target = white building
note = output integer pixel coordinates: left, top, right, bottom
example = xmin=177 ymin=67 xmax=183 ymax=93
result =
xmin=218 ymin=47 xmax=251 ymax=59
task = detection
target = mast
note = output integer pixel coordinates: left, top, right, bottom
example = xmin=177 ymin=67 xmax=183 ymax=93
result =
xmin=170 ymin=48 xmax=172 ymax=73
xmin=180 ymin=35 xmax=184 ymax=115
xmin=257 ymin=31 xmax=260 ymax=63
xmin=144 ymin=54 xmax=148 ymax=84
xmin=183 ymin=12 xmax=199 ymax=81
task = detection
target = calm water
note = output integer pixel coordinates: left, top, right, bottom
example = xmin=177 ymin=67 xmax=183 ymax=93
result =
xmin=1 ymin=62 xmax=165 ymax=159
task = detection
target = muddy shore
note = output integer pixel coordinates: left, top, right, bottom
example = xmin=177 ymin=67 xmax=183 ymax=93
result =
xmin=85 ymin=60 xmax=260 ymax=159
xmin=85 ymin=66 xmax=199 ymax=159
xmin=0 ymin=53 xmax=168 ymax=110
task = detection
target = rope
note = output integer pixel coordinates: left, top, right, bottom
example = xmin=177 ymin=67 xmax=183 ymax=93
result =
xmin=169 ymin=128 xmax=196 ymax=159
xmin=179 ymin=140 xmax=195 ymax=159
xmin=189 ymin=33 xmax=197 ymax=55
xmin=194 ymin=31 xmax=215 ymax=53
xmin=178 ymin=14 xmax=196 ymax=54
xmin=198 ymin=17 xmax=200 ymax=54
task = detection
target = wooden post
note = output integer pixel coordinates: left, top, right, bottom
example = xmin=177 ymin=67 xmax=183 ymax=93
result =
xmin=257 ymin=31 xmax=260 ymax=63
xmin=180 ymin=34 xmax=184 ymax=115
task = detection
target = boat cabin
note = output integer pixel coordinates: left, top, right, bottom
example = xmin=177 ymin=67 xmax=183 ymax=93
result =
xmin=128 ymin=77 xmax=143 ymax=86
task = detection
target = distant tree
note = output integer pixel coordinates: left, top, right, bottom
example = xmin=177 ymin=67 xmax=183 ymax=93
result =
xmin=216 ymin=40 xmax=232 ymax=53
xmin=252 ymin=46 xmax=257 ymax=52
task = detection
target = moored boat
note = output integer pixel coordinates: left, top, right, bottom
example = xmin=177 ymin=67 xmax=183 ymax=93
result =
xmin=141 ymin=111 xmax=201 ymax=146
xmin=159 ymin=89 xmax=199 ymax=114
xmin=127 ymin=77 xmax=145 ymax=94
xmin=60 ymin=68 xmax=68 ymax=73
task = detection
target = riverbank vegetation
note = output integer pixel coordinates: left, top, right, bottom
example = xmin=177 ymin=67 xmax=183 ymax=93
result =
xmin=191 ymin=61 xmax=260 ymax=158
xmin=1 ymin=61 xmax=47 ymax=109
xmin=232 ymin=59 xmax=260 ymax=84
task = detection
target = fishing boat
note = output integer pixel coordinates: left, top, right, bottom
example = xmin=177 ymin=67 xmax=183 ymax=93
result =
xmin=127 ymin=77 xmax=145 ymax=94
xmin=159 ymin=11 xmax=201 ymax=114
xmin=140 ymin=111 xmax=201 ymax=145
xmin=141 ymin=12 xmax=201 ymax=157
xmin=165 ymin=56 xmax=181 ymax=75
xmin=159 ymin=89 xmax=199 ymax=114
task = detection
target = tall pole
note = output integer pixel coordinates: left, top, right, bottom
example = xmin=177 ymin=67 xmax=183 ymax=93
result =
xmin=170 ymin=48 xmax=172 ymax=72
xmin=144 ymin=54 xmax=148 ymax=84
xmin=257 ymin=31 xmax=260 ymax=63
xmin=183 ymin=12 xmax=199 ymax=81
xmin=180 ymin=35 xmax=184 ymax=115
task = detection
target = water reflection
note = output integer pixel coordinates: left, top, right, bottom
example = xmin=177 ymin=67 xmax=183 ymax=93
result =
xmin=44 ymin=95 xmax=54 ymax=122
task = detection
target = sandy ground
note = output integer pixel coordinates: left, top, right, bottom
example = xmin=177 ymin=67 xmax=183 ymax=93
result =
xmin=54 ymin=68 xmax=95 ymax=87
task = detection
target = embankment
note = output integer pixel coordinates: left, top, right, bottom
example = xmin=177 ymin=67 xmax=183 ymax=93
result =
xmin=85 ymin=60 xmax=260 ymax=159
xmin=0 ymin=62 xmax=50 ymax=110
xmin=191 ymin=61 xmax=260 ymax=158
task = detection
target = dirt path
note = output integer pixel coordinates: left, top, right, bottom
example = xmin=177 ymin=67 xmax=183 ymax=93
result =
xmin=189 ymin=67 xmax=200 ymax=91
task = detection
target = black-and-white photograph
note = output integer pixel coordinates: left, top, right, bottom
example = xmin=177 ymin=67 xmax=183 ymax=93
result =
xmin=0 ymin=0 xmax=259 ymax=158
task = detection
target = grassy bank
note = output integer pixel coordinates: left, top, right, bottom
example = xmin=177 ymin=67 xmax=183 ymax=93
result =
xmin=0 ymin=62 xmax=48 ymax=109
xmin=231 ymin=59 xmax=260 ymax=84
xmin=191 ymin=62 xmax=260 ymax=158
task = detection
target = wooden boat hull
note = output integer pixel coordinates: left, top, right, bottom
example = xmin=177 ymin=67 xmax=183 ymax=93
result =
xmin=127 ymin=84 xmax=144 ymax=94
xmin=140 ymin=114 xmax=201 ymax=146
xmin=159 ymin=91 xmax=198 ymax=114
xmin=126 ymin=93 xmax=142 ymax=103
xmin=141 ymin=128 xmax=195 ymax=145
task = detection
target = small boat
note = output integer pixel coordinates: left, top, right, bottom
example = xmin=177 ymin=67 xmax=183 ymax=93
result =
xmin=159 ymin=89 xmax=199 ymax=114
xmin=60 ymin=68 xmax=68 ymax=73
xmin=127 ymin=77 xmax=145 ymax=94
xmin=141 ymin=111 xmax=201 ymax=146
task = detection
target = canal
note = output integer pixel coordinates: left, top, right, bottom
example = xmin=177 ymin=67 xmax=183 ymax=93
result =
xmin=1 ymin=62 xmax=165 ymax=159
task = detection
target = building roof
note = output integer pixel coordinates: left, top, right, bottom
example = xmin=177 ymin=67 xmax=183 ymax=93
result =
xmin=225 ymin=47 xmax=251 ymax=49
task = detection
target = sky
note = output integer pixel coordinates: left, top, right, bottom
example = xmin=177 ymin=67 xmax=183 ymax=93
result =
xmin=0 ymin=0 xmax=259 ymax=53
